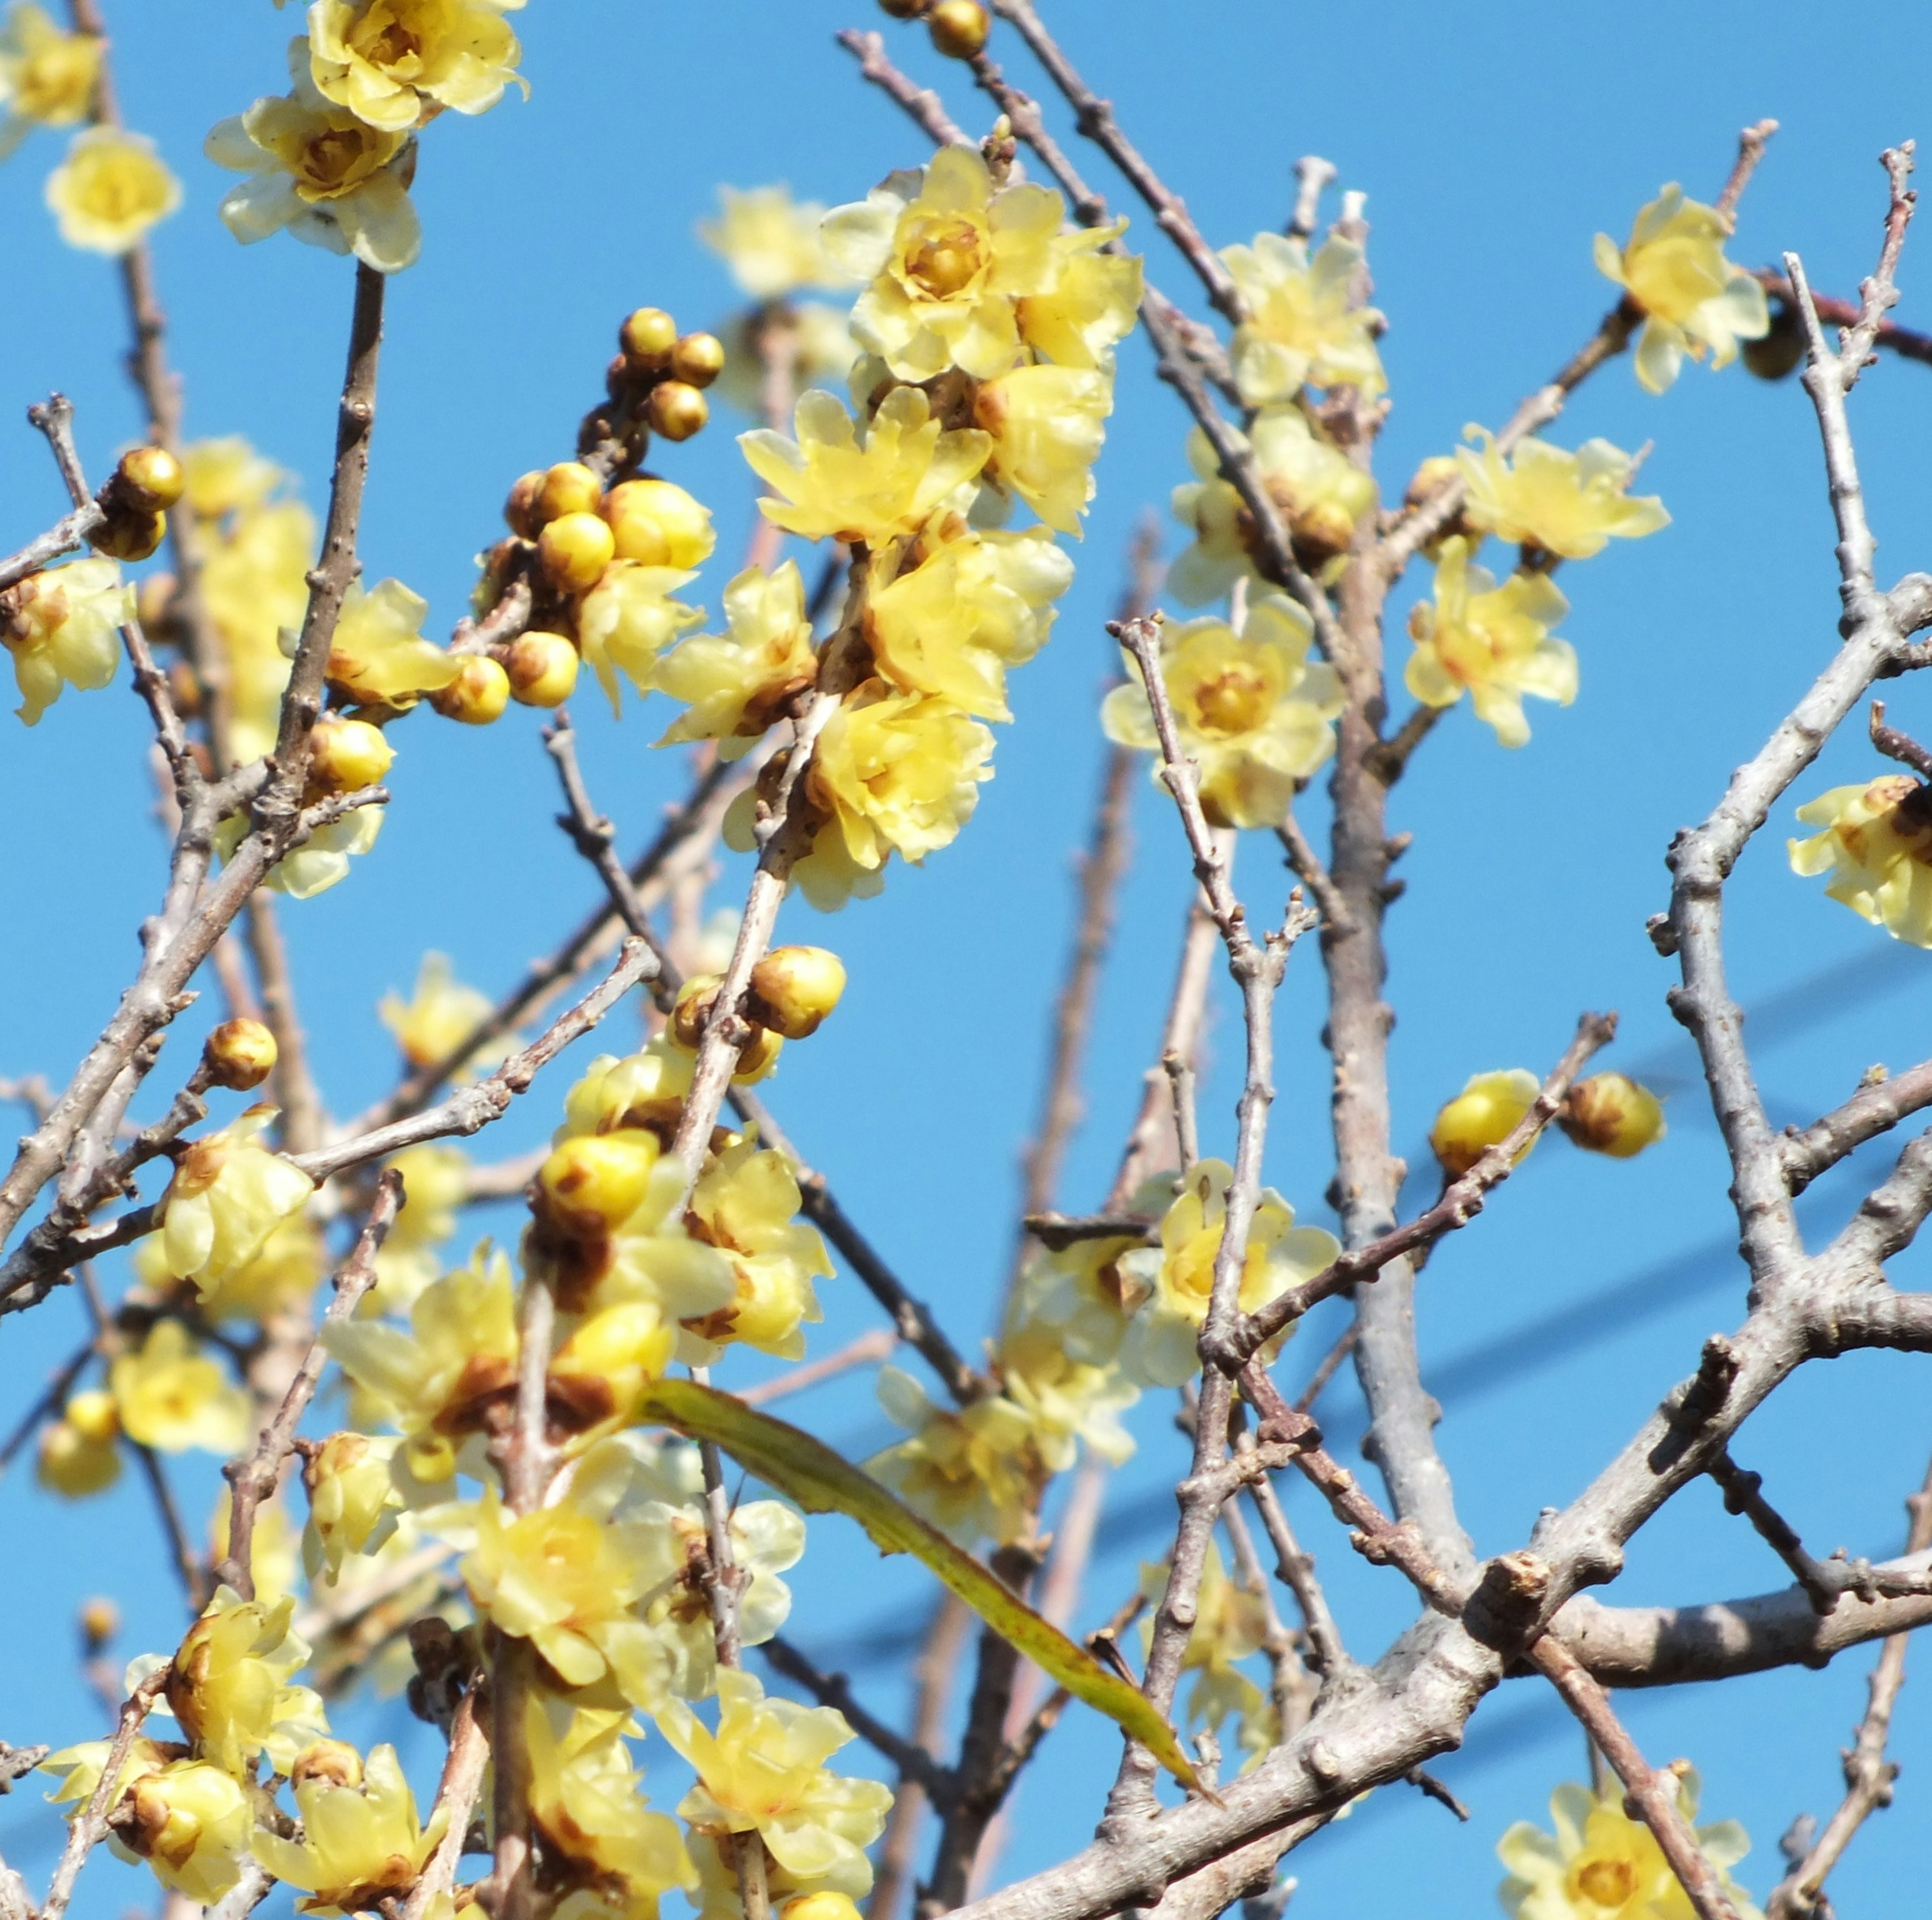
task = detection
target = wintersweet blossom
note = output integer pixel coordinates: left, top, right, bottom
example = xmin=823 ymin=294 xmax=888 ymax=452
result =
xmin=1 ymin=557 xmax=131 ymax=724
xmin=1456 ymin=430 xmax=1669 ymax=559
xmin=1220 ymin=229 xmax=1385 ymax=405
xmin=155 ymin=1107 xmax=316 ymax=1299
xmin=206 ymin=42 xmax=421 ymax=273
xmin=136 ymin=1211 xmax=327 ymax=1325
xmin=1594 ymin=185 xmax=1769 ymax=393
xmin=326 ymin=576 xmax=459 ymax=708
xmin=578 ymin=561 xmax=703 ymax=713
xmin=1117 ymin=1160 xmax=1339 ymax=1388
xmin=168 ymin=1585 xmax=327 ymax=1777
xmin=973 ymin=362 xmax=1112 ymax=534
xmin=109 ymin=1320 xmax=252 ymax=1456
xmin=109 ymin=1760 xmax=254 ymax=1904
xmin=1007 ymin=1213 xmax=1155 ymax=1367
xmin=42 ymin=1735 xmax=174 ymax=1825
xmin=1015 ymin=224 xmax=1144 ymax=370
xmin=253 ymin=1742 xmax=447 ymax=1915
xmin=1789 ymin=774 xmax=1932 ymax=945
xmin=379 ymin=951 xmax=501 ymax=1072
xmin=700 ymin=184 xmax=856 ymax=301
xmin=208 ymin=1487 xmax=300 ymax=1607
xmin=1498 ymin=1775 xmax=1761 ymax=1920
xmin=1139 ymin=1544 xmax=1267 ymax=1732
xmin=183 ymin=437 xmax=284 ymax=518
xmin=1102 ymin=595 xmax=1343 ymax=830
xmin=658 ymin=560 xmax=817 ymax=752
xmin=45 ymin=126 xmax=180 ymax=253
xmin=657 ymin=1670 xmax=893 ymax=1893
xmin=307 ymin=0 xmax=527 ymax=134
xmin=868 ymin=1365 xmax=1038 ymax=1547
xmin=36 ymin=1390 xmax=122 ymax=1497
xmin=256 ymin=802 xmax=386 ymax=900
xmin=1430 ymin=1069 xmax=1541 ymax=1177
xmin=300 ymin=1431 xmax=404 ymax=1580
xmin=996 ymin=1319 xmax=1138 ymax=1473
xmin=1405 ymin=536 xmax=1574 ymax=748
xmin=739 ymin=386 xmax=990 ymax=547
xmin=0 ymin=5 xmax=101 ymax=151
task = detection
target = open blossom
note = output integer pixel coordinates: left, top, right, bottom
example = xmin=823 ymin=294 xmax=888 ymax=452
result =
xmin=0 ymin=5 xmax=101 ymax=150
xmin=1015 ymin=223 xmax=1143 ymax=370
xmin=658 ymin=559 xmax=817 ymax=753
xmin=326 ymin=576 xmax=459 ymax=708
xmin=1498 ymin=1775 xmax=1761 ymax=1920
xmin=1456 ymin=430 xmax=1669 ymax=559
xmin=1221 ymin=229 xmax=1385 ymax=405
xmin=110 ymin=1760 xmax=255 ymax=1904
xmin=380 ymin=951 xmax=501 ymax=1072
xmin=740 ymin=385 xmax=991 ymax=547
xmin=868 ymin=1365 xmax=1039 ymax=1547
xmin=658 ymin=1670 xmax=893 ymax=1893
xmin=701 ymin=183 xmax=857 ymax=301
xmin=207 ymin=40 xmax=420 ymax=273
xmin=865 ymin=522 xmax=1070 ymax=721
xmin=109 ymin=1320 xmax=252 ymax=1456
xmin=137 ymin=1211 xmax=327 ymax=1324
xmin=997 ymin=1319 xmax=1138 ymax=1473
xmin=974 ymin=362 xmax=1112 ymax=534
xmin=155 ymin=1107 xmax=316 ymax=1299
xmin=1007 ymin=1210 xmax=1158 ymax=1367
xmin=1103 ymin=595 xmax=1343 ymax=830
xmin=1594 ymin=185 xmax=1768 ymax=393
xmin=1789 ymin=774 xmax=1932 ymax=945
xmin=1405 ymin=535 xmax=1574 ymax=748
xmin=1140 ymin=1544 xmax=1266 ymax=1732
xmin=168 ymin=1585 xmax=327 ymax=1777
xmin=45 ymin=126 xmax=180 ymax=254
xmin=307 ymin=0 xmax=526 ymax=134
xmin=263 ymin=802 xmax=385 ymax=900
xmin=1168 ymin=407 xmax=1376 ymax=604
xmin=254 ymin=1742 xmax=447 ymax=1915
xmin=1117 ymin=1160 xmax=1339 ymax=1388
xmin=578 ymin=561 xmax=703 ymax=713
xmin=1 ymin=557 xmax=131 ymax=725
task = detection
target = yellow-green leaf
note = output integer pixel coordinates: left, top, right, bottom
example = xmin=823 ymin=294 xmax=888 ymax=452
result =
xmin=636 ymin=1377 xmax=1204 ymax=1794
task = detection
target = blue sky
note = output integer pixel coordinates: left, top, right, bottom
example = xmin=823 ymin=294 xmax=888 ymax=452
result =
xmin=3 ymin=3 xmax=1932 ymax=1916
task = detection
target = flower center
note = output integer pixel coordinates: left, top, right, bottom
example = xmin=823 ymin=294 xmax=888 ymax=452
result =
xmin=302 ymin=127 xmax=377 ymax=191
xmin=1190 ymin=667 xmax=1271 ymax=737
xmin=905 ymin=219 xmax=983 ymax=300
xmin=1575 ymin=1858 xmax=1637 ymax=1908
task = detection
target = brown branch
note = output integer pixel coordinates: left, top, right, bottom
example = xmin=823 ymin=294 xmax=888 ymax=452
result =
xmin=244 ymin=894 xmax=326 ymax=1156
xmin=1714 ymin=119 xmax=1780 ymax=222
xmin=1782 ymin=1056 xmax=1932 ymax=1195
xmin=1294 ymin=1326 xmax=1356 ymax=1416
xmin=837 ymin=28 xmax=971 ymax=145
xmin=1022 ymin=1211 xmax=1156 ymax=1251
xmin=1273 ymin=817 xmax=1349 ymax=935
xmin=1837 ymin=144 xmax=1917 ymax=385
xmin=1752 ymin=269 xmax=1932 ymax=367
xmin=1109 ymin=891 xmax=1219 ymax=1205
xmin=38 ymin=1669 xmax=168 ymax=1920
xmin=398 ymin=1688 xmax=489 ymax=1920
xmin=1707 ymin=1451 xmax=1838 ymax=1614
xmin=1868 ymin=695 xmax=1932 ymax=777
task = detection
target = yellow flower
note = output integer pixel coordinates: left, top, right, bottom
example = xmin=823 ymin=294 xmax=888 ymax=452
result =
xmin=657 ymin=1670 xmax=893 ymax=1892
xmin=209 ymin=1485 xmax=301 ymax=1606
xmin=168 ymin=1585 xmax=327 ymax=1777
xmin=263 ymin=801 xmax=386 ymax=900
xmin=1405 ymin=535 xmax=1574 ymax=748
xmin=183 ymin=437 xmax=284 ymax=518
xmin=1139 ymin=1544 xmax=1265 ymax=1732
xmin=578 ymin=561 xmax=703 ymax=713
xmin=45 ymin=125 xmax=180 ymax=254
xmin=206 ymin=41 xmax=420 ymax=273
xmin=196 ymin=481 xmax=314 ymax=763
xmin=1594 ymin=185 xmax=1769 ymax=394
xmin=379 ymin=951 xmax=501 ymax=1073
xmin=1015 ymin=225 xmax=1143 ymax=370
xmin=110 ymin=1759 xmax=254 ymax=1904
xmin=136 ymin=1210 xmax=327 ymax=1325
xmin=997 ymin=1319 xmax=1138 ymax=1473
xmin=155 ymin=1107 xmax=316 ymax=1301
xmin=0 ymin=5 xmax=101 ymax=144
xmin=678 ymin=1133 xmax=832 ymax=1362
xmin=824 ymin=145 xmax=1065 ymax=381
xmin=701 ymin=184 xmax=857 ymax=301
xmin=864 ymin=521 xmax=1070 ymax=722
xmin=1102 ymin=595 xmax=1343 ymax=830
xmin=558 ymin=1042 xmax=698 ymax=1145
xmin=688 ymin=1834 xmax=860 ymax=1920
xmin=1457 ymin=429 xmax=1668 ymax=560
xmin=109 ymin=1321 xmax=251 ymax=1456
xmin=253 ymin=1742 xmax=447 ymax=1915
xmin=868 ymin=1365 xmax=1038 ymax=1547
xmin=658 ymin=561 xmax=817 ymax=753
xmin=1 ymin=557 xmax=130 ymax=726
xmin=36 ymin=1389 xmax=122 ymax=1497
xmin=1789 ymin=774 xmax=1932 ymax=946
xmin=1498 ymin=1774 xmax=1761 ymax=1920
xmin=1007 ymin=1218 xmax=1151 ymax=1368
xmin=42 ymin=1735 xmax=172 ymax=1822
xmin=300 ymin=1431 xmax=407 ymax=1583
xmin=1221 ymin=229 xmax=1385 ymax=406
xmin=325 ymin=576 xmax=458 ymax=708
xmin=973 ymin=363 xmax=1111 ymax=535
xmin=308 ymin=0 xmax=526 ymax=134
xmin=370 ymin=1141 xmax=471 ymax=1309
xmin=740 ymin=385 xmax=991 ymax=548
xmin=1168 ymin=407 xmax=1376 ymax=604
xmin=1116 ymin=1160 xmax=1339 ymax=1388
xmin=1429 ymin=1068 xmax=1541 ymax=1177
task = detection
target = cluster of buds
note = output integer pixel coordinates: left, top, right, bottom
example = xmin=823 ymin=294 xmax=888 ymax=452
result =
xmin=89 ymin=443 xmax=186 ymax=564
xmin=1429 ymin=1067 xmax=1665 ymax=1177
xmin=671 ymin=945 xmax=847 ymax=1070
xmin=572 ymin=303 xmax=725 ymax=488
xmin=876 ymin=0 xmax=992 ymax=59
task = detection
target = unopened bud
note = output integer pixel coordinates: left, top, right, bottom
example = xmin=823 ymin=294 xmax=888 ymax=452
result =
xmin=288 ymin=1740 xmax=364 ymax=1793
xmin=671 ymin=332 xmax=726 ymax=389
xmin=537 ymin=1130 xmax=661 ymax=1240
xmin=537 ymin=461 xmax=604 ymax=525
xmin=538 ymin=511 xmax=617 ymax=594
xmin=877 ymin=0 xmax=928 ymax=17
xmin=136 ymin=572 xmax=178 ymax=633
xmin=601 ymin=478 xmax=712 ymax=569
xmin=620 ymin=306 xmax=679 ymax=370
xmin=734 ymin=1024 xmax=785 ymax=1084
xmin=79 ymin=1596 xmax=120 ymax=1645
xmin=90 ymin=508 xmax=167 ymax=562
xmin=546 ymin=1301 xmax=673 ymax=1430
xmin=928 ymin=0 xmax=990 ymax=55
xmin=1429 ymin=1069 xmax=1540 ymax=1177
xmin=37 ymin=1417 xmax=120 ymax=1496
xmin=114 ymin=445 xmax=186 ymax=515
xmin=203 ymin=1018 xmax=278 ymax=1092
xmin=429 ymin=655 xmax=512 ymax=726
xmin=783 ymin=1899 xmax=865 ymax=1920
xmin=1558 ymin=1072 xmax=1666 ymax=1159
xmin=1743 ymin=303 xmax=1806 ymax=382
xmin=670 ymin=974 xmax=723 ymax=1050
xmin=646 ymin=380 xmax=709 ymax=443
xmin=503 ymin=631 xmax=580 ymax=707
xmin=309 ymin=713 xmax=395 ymax=794
xmin=1291 ymin=498 xmax=1359 ymax=569
xmin=65 ymin=1388 xmax=120 ymax=1445
xmin=1403 ymin=456 xmax=1461 ymax=510
xmin=747 ymin=946 xmax=846 ymax=1038
xmin=504 ymin=469 xmax=547 ymax=538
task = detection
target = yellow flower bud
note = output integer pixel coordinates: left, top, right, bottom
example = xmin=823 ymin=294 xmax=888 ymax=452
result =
xmin=878 ymin=0 xmax=928 ymax=14
xmin=429 ymin=654 xmax=512 ymax=726
xmin=289 ymin=1740 xmax=365 ymax=1793
xmin=504 ymin=469 xmax=546 ymax=537
xmin=539 ymin=511 xmax=618 ymax=594
xmin=65 ymin=1388 xmax=120 ymax=1444
xmin=670 ymin=974 xmax=723 ymax=1049
xmin=202 ymin=1018 xmax=279 ymax=1092
xmin=747 ymin=946 xmax=846 ymax=1038
xmin=601 ymin=478 xmax=715 ymax=569
xmin=80 ymin=1596 xmax=120 ymax=1645
xmin=537 ymin=461 xmax=605 ymax=525
xmin=545 ymin=1299 xmax=673 ymax=1432
xmin=620 ymin=305 xmax=679 ymax=369
xmin=928 ymin=0 xmax=990 ymax=56
xmin=671 ymin=331 xmax=726 ymax=388
xmin=308 ymin=714 xmax=395 ymax=794
xmin=1558 ymin=1072 xmax=1666 ymax=1159
xmin=784 ymin=1898 xmax=865 ymax=1920
xmin=120 ymin=1762 xmax=252 ymax=1905
xmin=504 ymin=631 xmax=580 ymax=707
xmin=647 ymin=380 xmax=709 ymax=443
xmin=90 ymin=507 xmax=167 ymax=562
xmin=537 ymin=1130 xmax=661 ymax=1240
xmin=1404 ymin=455 xmax=1461 ymax=510
xmin=36 ymin=1415 xmax=121 ymax=1496
xmin=1429 ymin=1069 xmax=1541 ymax=1177
xmin=116 ymin=445 xmax=186 ymax=514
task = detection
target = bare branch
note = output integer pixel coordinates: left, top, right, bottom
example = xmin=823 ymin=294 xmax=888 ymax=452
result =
xmin=1781 ymin=1056 xmax=1932 ymax=1194
xmin=837 ymin=27 xmax=971 ymax=145
xmin=1714 ymin=119 xmax=1780 ymax=222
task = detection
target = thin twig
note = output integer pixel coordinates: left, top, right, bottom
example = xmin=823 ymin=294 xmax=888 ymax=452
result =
xmin=739 ymin=1329 xmax=898 ymax=1407
xmin=38 ymin=1670 xmax=168 ymax=1920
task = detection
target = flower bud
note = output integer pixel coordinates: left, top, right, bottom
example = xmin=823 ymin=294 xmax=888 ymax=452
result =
xmin=1558 ymin=1072 xmax=1666 ymax=1159
xmin=428 ymin=654 xmax=512 ymax=726
xmin=80 ymin=1596 xmax=120 ymax=1645
xmin=1290 ymin=497 xmax=1358 ymax=570
xmin=308 ymin=714 xmax=395 ymax=794
xmin=504 ymin=631 xmax=580 ymax=707
xmin=784 ymin=1897 xmax=865 ymax=1920
xmin=116 ymin=446 xmax=186 ymax=514
xmin=735 ymin=1025 xmax=784 ymax=1083
xmin=37 ymin=1416 xmax=121 ymax=1496
xmin=288 ymin=1740 xmax=364 ymax=1793
xmin=877 ymin=0 xmax=928 ymax=16
xmin=203 ymin=1019 xmax=278 ymax=1092
xmin=746 ymin=945 xmax=846 ymax=1038
xmin=91 ymin=507 xmax=167 ymax=562
xmin=671 ymin=332 xmax=726 ymax=389
xmin=505 ymin=470 xmax=547 ymax=538
xmin=65 ymin=1388 xmax=120 ymax=1444
xmin=137 ymin=571 xmax=178 ymax=632
xmin=546 ymin=1300 xmax=673 ymax=1430
xmin=670 ymin=974 xmax=723 ymax=1050
xmin=647 ymin=380 xmax=709 ymax=443
xmin=928 ymin=0 xmax=990 ymax=55
xmin=538 ymin=511 xmax=617 ymax=594
xmin=122 ymin=1763 xmax=250 ymax=1876
xmin=620 ymin=306 xmax=679 ymax=370
xmin=1743 ymin=302 xmax=1806 ymax=382
xmin=1403 ymin=456 xmax=1461 ymax=510
xmin=601 ymin=478 xmax=713 ymax=569
xmin=537 ymin=461 xmax=604 ymax=525
xmin=1428 ymin=1069 xmax=1540 ymax=1177
xmin=537 ymin=1130 xmax=660 ymax=1240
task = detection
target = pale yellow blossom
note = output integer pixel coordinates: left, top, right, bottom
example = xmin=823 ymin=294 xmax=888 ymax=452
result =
xmin=253 ymin=1742 xmax=447 ymax=1915
xmin=701 ymin=184 xmax=857 ymax=300
xmin=1139 ymin=1544 xmax=1266 ymax=1732
xmin=868 ymin=1365 xmax=1038 ymax=1547
xmin=0 ymin=5 xmax=101 ymax=151
xmin=167 ymin=1584 xmax=328 ymax=1777
xmin=109 ymin=1320 xmax=251 ymax=1456
xmin=379 ymin=951 xmax=503 ymax=1072
xmin=1 ymin=556 xmax=131 ymax=725
xmin=46 ymin=125 xmax=180 ymax=254
xmin=326 ymin=576 xmax=459 ymax=708
xmin=1790 ymin=774 xmax=1932 ymax=946
xmin=307 ymin=0 xmax=526 ymax=134
xmin=154 ymin=1107 xmax=316 ymax=1300
xmin=1221 ymin=229 xmax=1385 ymax=405
xmin=108 ymin=1759 xmax=254 ymax=1904
xmin=1457 ymin=429 xmax=1669 ymax=559
xmin=974 ymin=362 xmax=1111 ymax=534
xmin=578 ymin=561 xmax=703 ymax=713
xmin=658 ymin=560 xmax=816 ymax=753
